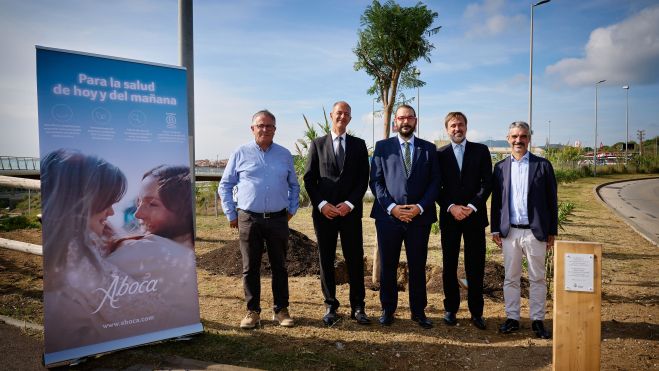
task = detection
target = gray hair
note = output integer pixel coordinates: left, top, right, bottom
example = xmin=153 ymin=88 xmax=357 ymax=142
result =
xmin=508 ymin=121 xmax=532 ymax=136
xmin=332 ymin=101 xmax=351 ymax=112
xmin=252 ymin=109 xmax=276 ymax=124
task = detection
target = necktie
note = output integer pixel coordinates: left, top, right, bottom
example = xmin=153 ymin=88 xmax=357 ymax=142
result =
xmin=336 ymin=136 xmax=345 ymax=171
xmin=403 ymin=141 xmax=411 ymax=177
xmin=456 ymin=143 xmax=464 ymax=171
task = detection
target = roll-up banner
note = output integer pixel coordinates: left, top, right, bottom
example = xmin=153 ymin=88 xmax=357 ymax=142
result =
xmin=36 ymin=46 xmax=202 ymax=367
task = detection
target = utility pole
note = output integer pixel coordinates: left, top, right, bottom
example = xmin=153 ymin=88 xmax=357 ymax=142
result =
xmin=179 ymin=0 xmax=195 ymax=233
xmin=637 ymin=130 xmax=645 ymax=156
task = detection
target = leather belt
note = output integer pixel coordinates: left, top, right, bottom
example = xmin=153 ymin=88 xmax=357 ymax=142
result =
xmin=511 ymin=223 xmax=531 ymax=229
xmin=241 ymin=208 xmax=287 ymax=219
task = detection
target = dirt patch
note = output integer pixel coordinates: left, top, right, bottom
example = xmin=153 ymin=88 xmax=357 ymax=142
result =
xmin=196 ymin=227 xmax=522 ymax=303
xmin=197 ymin=228 xmax=321 ymax=277
xmin=425 ymin=260 xmax=528 ymax=301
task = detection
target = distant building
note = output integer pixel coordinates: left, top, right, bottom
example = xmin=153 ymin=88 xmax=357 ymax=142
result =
xmin=434 ymin=140 xmax=545 ymax=157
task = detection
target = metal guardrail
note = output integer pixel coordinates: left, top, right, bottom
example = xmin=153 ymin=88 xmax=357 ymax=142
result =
xmin=0 ymin=156 xmax=40 ymax=171
xmin=0 ymin=156 xmax=223 ymax=181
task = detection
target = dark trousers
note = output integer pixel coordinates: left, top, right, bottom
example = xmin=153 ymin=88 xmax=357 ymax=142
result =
xmin=376 ymin=219 xmax=430 ymax=316
xmin=314 ymin=212 xmax=366 ymax=311
xmin=238 ymin=210 xmax=289 ymax=313
xmin=440 ymin=217 xmax=486 ymax=317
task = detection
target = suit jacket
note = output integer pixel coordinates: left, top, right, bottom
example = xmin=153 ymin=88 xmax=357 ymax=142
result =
xmin=369 ymin=136 xmax=440 ymax=226
xmin=490 ymin=153 xmax=558 ymax=242
xmin=303 ymin=133 xmax=369 ymax=218
xmin=437 ymin=141 xmax=492 ymax=229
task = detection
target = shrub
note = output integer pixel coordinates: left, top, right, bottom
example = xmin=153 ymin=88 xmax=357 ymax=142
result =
xmin=0 ymin=215 xmax=41 ymax=232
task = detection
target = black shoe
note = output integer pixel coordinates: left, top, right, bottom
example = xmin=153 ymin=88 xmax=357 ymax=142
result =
xmin=351 ymin=308 xmax=372 ymax=325
xmin=322 ymin=308 xmax=339 ymax=326
xmin=471 ymin=316 xmax=487 ymax=330
xmin=411 ymin=313 xmax=434 ymax=329
xmin=379 ymin=310 xmax=395 ymax=326
xmin=499 ymin=318 xmax=520 ymax=334
xmin=531 ymin=320 xmax=551 ymax=339
xmin=443 ymin=312 xmax=458 ymax=326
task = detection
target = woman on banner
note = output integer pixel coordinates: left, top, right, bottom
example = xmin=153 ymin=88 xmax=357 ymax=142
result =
xmin=41 ymin=149 xmax=162 ymax=353
xmin=108 ymin=165 xmax=200 ymax=328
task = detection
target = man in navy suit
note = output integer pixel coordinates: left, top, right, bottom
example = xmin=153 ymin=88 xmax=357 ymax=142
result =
xmin=304 ymin=101 xmax=371 ymax=326
xmin=491 ymin=121 xmax=557 ymax=339
xmin=436 ymin=112 xmax=492 ymax=330
xmin=370 ymin=104 xmax=440 ymax=329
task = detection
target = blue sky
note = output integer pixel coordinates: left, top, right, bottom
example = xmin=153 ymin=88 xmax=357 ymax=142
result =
xmin=2 ymin=0 xmax=658 ymax=159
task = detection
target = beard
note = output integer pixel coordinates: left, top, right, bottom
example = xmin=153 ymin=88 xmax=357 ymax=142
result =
xmin=399 ymin=125 xmax=415 ymax=139
xmin=450 ymin=132 xmax=465 ymax=143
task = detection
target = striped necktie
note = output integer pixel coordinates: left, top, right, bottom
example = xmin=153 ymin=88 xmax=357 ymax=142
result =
xmin=403 ymin=141 xmax=411 ymax=177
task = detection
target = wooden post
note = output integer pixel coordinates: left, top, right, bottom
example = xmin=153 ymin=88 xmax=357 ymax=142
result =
xmin=0 ymin=238 xmax=42 ymax=256
xmin=0 ymin=175 xmax=40 ymax=190
xmin=553 ymin=241 xmax=602 ymax=371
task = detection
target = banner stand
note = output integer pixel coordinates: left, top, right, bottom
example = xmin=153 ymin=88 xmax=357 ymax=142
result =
xmin=37 ymin=46 xmax=202 ymax=367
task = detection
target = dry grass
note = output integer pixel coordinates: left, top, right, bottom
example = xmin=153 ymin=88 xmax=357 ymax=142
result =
xmin=1 ymin=173 xmax=657 ymax=370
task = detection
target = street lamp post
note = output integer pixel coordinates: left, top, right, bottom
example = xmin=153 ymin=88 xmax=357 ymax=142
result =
xmin=594 ymin=79 xmax=606 ymax=176
xmin=528 ymin=0 xmax=551 ymax=152
xmin=623 ymin=85 xmax=630 ymax=165
xmin=547 ymin=120 xmax=551 ymax=149
xmin=413 ymin=68 xmax=421 ymax=137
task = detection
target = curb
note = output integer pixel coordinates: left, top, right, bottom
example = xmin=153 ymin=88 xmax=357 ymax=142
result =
xmin=594 ymin=176 xmax=659 ymax=247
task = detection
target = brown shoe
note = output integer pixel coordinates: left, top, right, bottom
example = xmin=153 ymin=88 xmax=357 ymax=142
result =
xmin=240 ymin=310 xmax=260 ymax=329
xmin=273 ymin=308 xmax=295 ymax=327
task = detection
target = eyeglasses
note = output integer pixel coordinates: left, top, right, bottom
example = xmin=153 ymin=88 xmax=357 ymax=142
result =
xmin=396 ymin=116 xmax=417 ymax=121
xmin=253 ymin=124 xmax=276 ymax=130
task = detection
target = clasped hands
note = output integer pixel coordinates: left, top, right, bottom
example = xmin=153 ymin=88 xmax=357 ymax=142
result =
xmin=321 ymin=202 xmax=351 ymax=219
xmin=450 ymin=205 xmax=473 ymax=221
xmin=391 ymin=204 xmax=421 ymax=223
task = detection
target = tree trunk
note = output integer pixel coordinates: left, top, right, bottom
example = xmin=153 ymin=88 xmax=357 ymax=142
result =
xmin=372 ymin=70 xmax=402 ymax=284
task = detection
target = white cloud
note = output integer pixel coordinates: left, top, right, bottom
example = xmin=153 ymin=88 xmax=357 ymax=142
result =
xmin=546 ymin=5 xmax=659 ymax=86
xmin=463 ymin=0 xmax=526 ymax=39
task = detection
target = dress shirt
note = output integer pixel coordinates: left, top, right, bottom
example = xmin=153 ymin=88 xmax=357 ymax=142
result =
xmin=398 ymin=135 xmax=415 ymax=162
xmin=447 ymin=140 xmax=477 ymax=213
xmin=219 ymin=141 xmax=300 ymax=221
xmin=509 ymin=152 xmax=530 ymax=225
xmin=331 ymin=131 xmax=346 ymax=156
xmin=317 ymin=131 xmax=354 ymax=212
xmin=386 ymin=135 xmax=424 ymax=216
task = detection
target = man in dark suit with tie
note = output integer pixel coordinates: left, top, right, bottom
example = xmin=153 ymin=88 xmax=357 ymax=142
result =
xmin=304 ymin=101 xmax=371 ymax=326
xmin=436 ymin=112 xmax=492 ymax=330
xmin=491 ymin=121 xmax=557 ymax=339
xmin=369 ymin=104 xmax=440 ymax=329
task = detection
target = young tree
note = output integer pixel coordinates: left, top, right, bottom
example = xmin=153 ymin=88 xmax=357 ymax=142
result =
xmin=354 ymin=0 xmax=439 ymax=138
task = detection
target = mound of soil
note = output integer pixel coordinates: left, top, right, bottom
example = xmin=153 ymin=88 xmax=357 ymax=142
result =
xmin=197 ymin=228 xmax=530 ymax=303
xmin=425 ymin=260 xmax=530 ymax=301
xmin=197 ymin=228 xmax=321 ymax=277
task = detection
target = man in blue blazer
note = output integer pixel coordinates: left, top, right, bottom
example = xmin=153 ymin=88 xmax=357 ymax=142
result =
xmin=491 ymin=121 xmax=557 ymax=339
xmin=370 ymin=104 xmax=440 ymax=329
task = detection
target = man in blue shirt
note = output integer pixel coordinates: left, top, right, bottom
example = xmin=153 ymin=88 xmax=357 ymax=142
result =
xmin=219 ymin=109 xmax=300 ymax=329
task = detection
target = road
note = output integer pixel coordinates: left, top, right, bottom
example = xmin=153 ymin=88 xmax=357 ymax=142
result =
xmin=598 ymin=177 xmax=659 ymax=246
